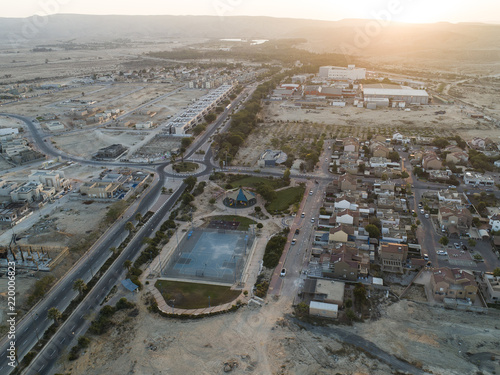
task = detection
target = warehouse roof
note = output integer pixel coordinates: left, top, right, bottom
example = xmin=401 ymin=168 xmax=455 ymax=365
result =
xmin=363 ymin=88 xmax=429 ymax=97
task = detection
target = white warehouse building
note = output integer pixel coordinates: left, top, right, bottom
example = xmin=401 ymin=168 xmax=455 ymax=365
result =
xmin=319 ymin=65 xmax=366 ymax=81
xmin=363 ymin=87 xmax=429 ymax=105
xmin=167 ymin=84 xmax=233 ymax=135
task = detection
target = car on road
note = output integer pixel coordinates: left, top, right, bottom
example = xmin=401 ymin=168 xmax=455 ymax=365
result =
xmin=295 ymin=228 xmax=300 ymax=234
xmin=420 ymin=209 xmax=425 ymax=214
xmin=280 ymin=268 xmax=286 ymax=277
xmin=462 ymin=244 xmax=468 ymax=250
xmin=411 ymin=209 xmax=415 ymax=214
xmin=311 ymin=217 xmax=315 ymax=223
xmin=423 ymin=253 xmax=429 ymax=260
xmin=291 ymin=239 xmax=297 ymax=245
xmin=325 ymin=158 xmax=328 ymax=162
xmin=301 ymin=212 xmax=305 ymax=218
xmin=454 ymin=243 xmax=461 ymax=249
xmin=309 ymin=190 xmax=313 ymax=196
xmin=437 ymin=250 xmax=448 ymax=256
xmin=425 ymin=213 xmax=430 ymax=218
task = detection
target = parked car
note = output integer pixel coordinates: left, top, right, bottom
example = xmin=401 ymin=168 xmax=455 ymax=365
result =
xmin=309 ymin=190 xmax=313 ymax=196
xmin=437 ymin=250 xmax=448 ymax=255
xmin=311 ymin=218 xmax=315 ymax=223
xmin=425 ymin=213 xmax=430 ymax=218
xmin=291 ymin=239 xmax=297 ymax=245
xmin=423 ymin=254 xmax=429 ymax=260
xmin=280 ymin=268 xmax=286 ymax=277
xmin=454 ymin=243 xmax=461 ymax=249
xmin=295 ymin=228 xmax=300 ymax=234
xmin=301 ymin=212 xmax=305 ymax=218
xmin=420 ymin=209 xmax=425 ymax=214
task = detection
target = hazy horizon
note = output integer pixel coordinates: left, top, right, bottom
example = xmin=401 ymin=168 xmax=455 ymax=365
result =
xmin=4 ymin=0 xmax=500 ymax=25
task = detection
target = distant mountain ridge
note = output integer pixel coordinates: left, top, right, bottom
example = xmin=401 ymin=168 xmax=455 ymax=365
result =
xmin=1 ymin=14 xmax=499 ymax=63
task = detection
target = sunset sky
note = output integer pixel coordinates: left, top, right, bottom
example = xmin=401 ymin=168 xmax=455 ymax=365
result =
xmin=3 ymin=0 xmax=500 ymax=24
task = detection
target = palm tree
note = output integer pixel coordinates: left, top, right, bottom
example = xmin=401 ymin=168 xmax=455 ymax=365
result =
xmin=73 ymin=279 xmax=87 ymax=297
xmin=125 ymin=221 xmax=135 ymax=233
xmin=135 ymin=212 xmax=143 ymax=223
xmin=123 ymin=260 xmax=132 ymax=273
xmin=170 ymin=153 xmax=177 ymax=165
xmin=47 ymin=307 xmax=62 ymax=326
xmin=109 ymin=246 xmax=117 ymax=254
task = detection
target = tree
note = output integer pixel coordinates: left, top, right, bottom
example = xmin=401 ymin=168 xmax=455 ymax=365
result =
xmin=493 ymin=268 xmax=500 ymax=277
xmin=345 ymin=308 xmax=356 ymax=322
xmin=135 ymin=212 xmax=143 ymax=223
xmin=468 ymin=238 xmax=477 ymax=248
xmin=439 ymin=236 xmax=449 ymax=246
xmin=353 ymin=283 xmax=367 ymax=304
xmin=255 ymin=206 xmax=262 ymax=213
xmin=183 ymin=176 xmax=197 ymax=191
xmin=381 ymin=173 xmax=388 ymax=181
xmin=357 ymin=163 xmax=366 ymax=174
xmin=365 ymin=224 xmax=380 ymax=239
xmin=388 ymin=151 xmax=401 ymax=162
xmin=204 ymin=113 xmax=217 ymax=123
xmin=73 ymin=279 xmax=87 ymax=296
xmin=209 ymin=197 xmax=216 ymax=205
xmin=283 ymin=168 xmax=291 ymax=185
xmin=257 ymin=223 xmax=264 ymax=229
xmin=47 ymin=307 xmax=62 ymax=325
xmin=125 ymin=221 xmax=135 ymax=233
xmin=401 ymin=170 xmax=409 ymax=179
xmin=123 ymin=260 xmax=132 ymax=272
xmin=170 ymin=153 xmax=177 ymax=164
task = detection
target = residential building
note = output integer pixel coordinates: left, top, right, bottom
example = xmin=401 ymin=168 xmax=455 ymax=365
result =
xmin=489 ymin=214 xmax=500 ymax=232
xmin=446 ymin=151 xmax=469 ymax=164
xmin=438 ymin=206 xmax=472 ymax=237
xmin=379 ymin=242 xmax=408 ymax=273
xmin=329 ymin=209 xmax=360 ymax=226
xmin=329 ymin=224 xmax=355 ymax=244
xmin=463 ymin=172 xmax=495 ymax=187
xmin=437 ymin=189 xmax=465 ymax=204
xmin=422 ymin=152 xmax=443 ymax=170
xmin=481 ymin=274 xmax=500 ymax=303
xmin=10 ymin=182 xmax=43 ymax=202
xmin=80 ymin=182 xmax=120 ymax=199
xmin=339 ymin=174 xmax=357 ymax=192
xmin=343 ymin=137 xmax=359 ymax=153
xmin=29 ymin=170 xmax=68 ymax=190
xmin=324 ymin=252 xmax=360 ymax=281
xmin=431 ymin=268 xmax=477 ymax=302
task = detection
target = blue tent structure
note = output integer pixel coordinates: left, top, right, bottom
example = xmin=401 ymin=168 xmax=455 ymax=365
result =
xmin=223 ymin=187 xmax=257 ymax=209
xmin=121 ymin=279 xmax=139 ymax=292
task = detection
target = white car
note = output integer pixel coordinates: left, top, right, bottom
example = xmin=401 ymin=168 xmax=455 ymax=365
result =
xmin=280 ymin=268 xmax=286 ymax=277
xmin=311 ymin=218 xmax=315 ymax=223
xmin=309 ymin=190 xmax=313 ymax=196
xmin=301 ymin=212 xmax=305 ymax=218
xmin=291 ymin=239 xmax=297 ymax=245
xmin=437 ymin=250 xmax=448 ymax=256
xmin=423 ymin=254 xmax=429 ymax=260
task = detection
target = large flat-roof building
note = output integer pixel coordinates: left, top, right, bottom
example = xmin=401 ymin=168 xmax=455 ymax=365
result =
xmin=363 ymin=86 xmax=429 ymax=105
xmin=167 ymin=84 xmax=233 ymax=135
xmin=319 ymin=65 xmax=366 ymax=81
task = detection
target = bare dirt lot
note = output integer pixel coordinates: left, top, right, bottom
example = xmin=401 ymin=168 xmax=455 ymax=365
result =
xmin=234 ymin=101 xmax=500 ymax=167
xmin=52 ymin=129 xmax=144 ymax=158
xmin=55 ymin=295 xmax=500 ymax=375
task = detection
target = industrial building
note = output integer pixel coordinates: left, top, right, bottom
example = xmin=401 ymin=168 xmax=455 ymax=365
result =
xmin=167 ymin=84 xmax=233 ymax=135
xmin=318 ymin=65 xmax=366 ymax=81
xmin=363 ymin=86 xmax=429 ymax=105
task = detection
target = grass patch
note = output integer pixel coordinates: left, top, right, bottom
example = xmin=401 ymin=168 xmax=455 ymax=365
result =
xmin=154 ymin=280 xmax=240 ymax=309
xmin=227 ymin=175 xmax=284 ymax=189
xmin=173 ymin=162 xmax=199 ymax=173
xmin=206 ymin=215 xmax=257 ymax=230
xmin=266 ymin=186 xmax=305 ymax=212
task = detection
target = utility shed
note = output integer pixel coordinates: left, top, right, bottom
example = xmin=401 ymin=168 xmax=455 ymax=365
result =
xmin=309 ymin=301 xmax=338 ymax=319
